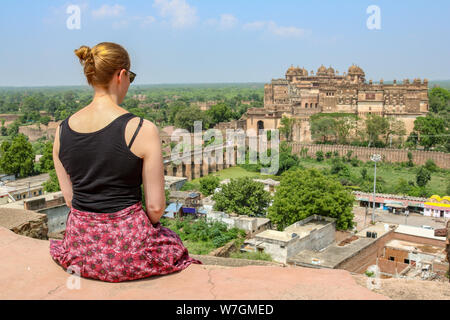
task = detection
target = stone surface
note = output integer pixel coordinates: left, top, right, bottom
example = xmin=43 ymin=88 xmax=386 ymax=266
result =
xmin=208 ymin=239 xmax=237 ymax=257
xmin=0 ymin=226 xmax=389 ymax=300
xmin=0 ymin=207 xmax=48 ymax=240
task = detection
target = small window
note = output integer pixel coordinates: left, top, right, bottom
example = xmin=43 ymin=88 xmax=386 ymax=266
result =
xmin=404 ymin=259 xmax=410 ymax=264
xmin=389 ymin=256 xmax=395 ymax=261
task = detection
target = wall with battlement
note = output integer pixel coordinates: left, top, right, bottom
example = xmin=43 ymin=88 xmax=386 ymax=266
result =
xmin=289 ymin=143 xmax=450 ymax=169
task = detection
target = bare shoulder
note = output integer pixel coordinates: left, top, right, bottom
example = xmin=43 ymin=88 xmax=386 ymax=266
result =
xmin=127 ymin=117 xmax=162 ymax=159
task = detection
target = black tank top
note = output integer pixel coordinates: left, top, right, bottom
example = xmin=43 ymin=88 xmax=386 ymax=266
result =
xmin=59 ymin=112 xmax=144 ymax=213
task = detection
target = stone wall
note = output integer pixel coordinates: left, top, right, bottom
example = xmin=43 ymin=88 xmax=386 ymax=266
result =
xmin=0 ymin=207 xmax=48 ymax=240
xmin=290 ymin=143 xmax=450 ymax=169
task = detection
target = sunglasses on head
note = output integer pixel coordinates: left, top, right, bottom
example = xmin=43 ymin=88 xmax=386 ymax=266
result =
xmin=118 ymin=70 xmax=136 ymax=83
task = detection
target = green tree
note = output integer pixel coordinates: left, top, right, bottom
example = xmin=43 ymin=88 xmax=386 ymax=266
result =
xmin=199 ymin=175 xmax=220 ymax=196
xmin=429 ymin=87 xmax=450 ymax=114
xmin=384 ymin=117 xmax=406 ymax=146
xmin=212 ymin=177 xmax=271 ymax=216
xmin=42 ymin=169 xmax=60 ymax=192
xmin=267 ymin=168 xmax=354 ymax=230
xmin=38 ymin=141 xmax=55 ymax=172
xmin=0 ymin=134 xmax=35 ymax=178
xmin=413 ymin=115 xmax=447 ymax=150
xmin=416 ymin=166 xmax=431 ymax=188
xmin=279 ymin=116 xmax=296 ymax=141
xmin=365 ymin=114 xmax=388 ymax=147
xmin=310 ymin=117 xmax=336 ymax=143
xmin=205 ymin=103 xmax=234 ymax=126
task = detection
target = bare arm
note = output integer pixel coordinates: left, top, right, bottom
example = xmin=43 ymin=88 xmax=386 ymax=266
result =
xmin=53 ymin=124 xmax=74 ymax=208
xmin=140 ymin=120 xmax=166 ymax=225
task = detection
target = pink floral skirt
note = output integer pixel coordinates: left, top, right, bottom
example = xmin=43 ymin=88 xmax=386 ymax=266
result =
xmin=49 ymin=201 xmax=202 ymax=282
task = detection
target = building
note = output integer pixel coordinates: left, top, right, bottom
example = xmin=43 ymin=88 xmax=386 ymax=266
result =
xmin=163 ymin=201 xmax=183 ymax=219
xmin=0 ymin=173 xmax=49 ymax=203
xmin=164 ymin=176 xmax=187 ymax=191
xmin=354 ymin=191 xmax=427 ymax=214
xmin=206 ymin=211 xmax=271 ymax=234
xmin=243 ymin=215 xmax=336 ymax=264
xmin=423 ymin=195 xmax=450 ymax=218
xmin=169 ymin=191 xmax=201 ymax=209
xmin=246 ymin=64 xmax=429 ymax=143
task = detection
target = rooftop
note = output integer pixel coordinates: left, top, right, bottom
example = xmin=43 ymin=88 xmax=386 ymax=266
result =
xmin=385 ymin=239 xmax=446 ymax=257
xmin=0 ymin=226 xmax=388 ymax=300
xmin=394 ymin=224 xmax=446 ymax=241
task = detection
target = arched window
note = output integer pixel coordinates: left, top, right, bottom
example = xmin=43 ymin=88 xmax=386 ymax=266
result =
xmin=315 ymin=103 xmax=318 ymax=108
xmin=305 ymin=103 xmax=308 ymax=108
xmin=257 ymin=120 xmax=264 ymax=131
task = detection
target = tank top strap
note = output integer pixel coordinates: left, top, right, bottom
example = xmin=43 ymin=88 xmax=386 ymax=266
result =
xmin=128 ymin=117 xmax=144 ymax=149
xmin=118 ymin=114 xmax=144 ymax=149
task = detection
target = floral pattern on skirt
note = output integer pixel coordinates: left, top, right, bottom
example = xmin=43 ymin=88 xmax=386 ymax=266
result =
xmin=49 ymin=201 xmax=202 ymax=282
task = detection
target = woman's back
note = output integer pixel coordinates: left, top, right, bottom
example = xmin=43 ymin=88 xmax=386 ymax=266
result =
xmin=59 ymin=110 xmax=144 ymax=213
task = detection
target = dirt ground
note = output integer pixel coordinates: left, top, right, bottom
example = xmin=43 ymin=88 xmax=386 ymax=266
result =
xmin=352 ymin=274 xmax=450 ymax=300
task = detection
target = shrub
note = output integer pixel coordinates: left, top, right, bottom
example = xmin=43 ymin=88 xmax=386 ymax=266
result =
xmin=424 ymin=159 xmax=438 ymax=172
xmin=316 ymin=150 xmax=324 ymax=162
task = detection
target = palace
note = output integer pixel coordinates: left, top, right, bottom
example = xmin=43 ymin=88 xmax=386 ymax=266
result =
xmin=245 ymin=64 xmax=429 ymax=143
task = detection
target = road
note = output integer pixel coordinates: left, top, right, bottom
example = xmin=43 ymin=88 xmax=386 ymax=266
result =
xmin=352 ymin=206 xmax=448 ymax=231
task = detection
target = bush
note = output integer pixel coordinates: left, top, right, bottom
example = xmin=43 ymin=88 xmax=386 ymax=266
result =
xmin=199 ymin=175 xmax=220 ymax=196
xmin=325 ymin=151 xmax=332 ymax=159
xmin=424 ymin=159 xmax=438 ymax=172
xmin=316 ymin=150 xmax=324 ymax=162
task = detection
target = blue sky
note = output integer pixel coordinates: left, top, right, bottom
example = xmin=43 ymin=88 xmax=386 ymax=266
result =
xmin=0 ymin=0 xmax=449 ymax=86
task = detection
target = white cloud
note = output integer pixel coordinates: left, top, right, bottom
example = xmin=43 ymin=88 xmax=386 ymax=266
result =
xmin=242 ymin=21 xmax=266 ymax=31
xmin=219 ymin=14 xmax=238 ymax=30
xmin=243 ymin=20 xmax=307 ymax=38
xmin=92 ymin=4 xmax=125 ymax=18
xmin=153 ymin=0 xmax=198 ymax=28
xmin=267 ymin=21 xmax=305 ymax=38
xmin=141 ymin=16 xmax=156 ymax=26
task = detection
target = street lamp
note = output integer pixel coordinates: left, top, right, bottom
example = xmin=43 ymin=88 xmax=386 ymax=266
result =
xmin=371 ymin=154 xmax=382 ymax=224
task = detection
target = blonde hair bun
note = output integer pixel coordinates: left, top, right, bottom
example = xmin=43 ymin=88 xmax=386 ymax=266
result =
xmin=74 ymin=42 xmax=130 ymax=89
xmin=74 ymin=45 xmax=92 ymax=62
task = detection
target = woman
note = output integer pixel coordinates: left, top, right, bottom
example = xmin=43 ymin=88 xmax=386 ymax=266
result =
xmin=50 ymin=42 xmax=202 ymax=283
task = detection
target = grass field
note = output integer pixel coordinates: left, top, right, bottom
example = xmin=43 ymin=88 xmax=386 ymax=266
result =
xmin=181 ymin=166 xmax=277 ymax=191
xmin=298 ymin=157 xmax=449 ymax=196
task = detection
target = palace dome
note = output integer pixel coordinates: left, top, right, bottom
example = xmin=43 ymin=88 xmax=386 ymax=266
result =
xmin=348 ymin=64 xmax=365 ymax=75
xmin=317 ymin=65 xmax=327 ymax=75
xmin=327 ymin=66 xmax=335 ymax=75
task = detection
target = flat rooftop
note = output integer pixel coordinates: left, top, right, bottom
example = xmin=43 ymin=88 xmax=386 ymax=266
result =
xmin=385 ymin=239 xmax=446 ymax=257
xmin=257 ymin=220 xmax=330 ymax=242
xmin=356 ymin=222 xmax=394 ymax=238
xmin=288 ymin=237 xmax=376 ymax=268
xmin=285 ymin=220 xmax=329 ymax=238
xmin=394 ymin=224 xmax=446 ymax=241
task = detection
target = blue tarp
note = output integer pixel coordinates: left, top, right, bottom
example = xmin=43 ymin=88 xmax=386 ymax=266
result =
xmin=182 ymin=207 xmax=196 ymax=214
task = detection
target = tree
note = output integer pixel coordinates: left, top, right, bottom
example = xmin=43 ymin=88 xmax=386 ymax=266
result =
xmin=416 ymin=166 xmax=431 ymax=188
xmin=268 ymin=168 xmax=354 ymax=230
xmin=42 ymin=169 xmax=60 ymax=192
xmin=279 ymin=116 xmax=296 ymax=141
xmin=199 ymin=175 xmax=220 ymax=196
xmin=365 ymin=114 xmax=388 ymax=147
xmin=38 ymin=141 xmax=55 ymax=172
xmin=413 ymin=115 xmax=447 ymax=150
xmin=0 ymin=134 xmax=35 ymax=178
xmin=384 ymin=117 xmax=406 ymax=146
xmin=334 ymin=117 xmax=356 ymax=144
xmin=429 ymin=87 xmax=450 ymax=114
xmin=174 ymin=106 xmax=211 ymax=132
xmin=205 ymin=103 xmax=234 ymax=126
xmin=310 ymin=117 xmax=336 ymax=143
xmin=212 ymin=177 xmax=271 ymax=217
